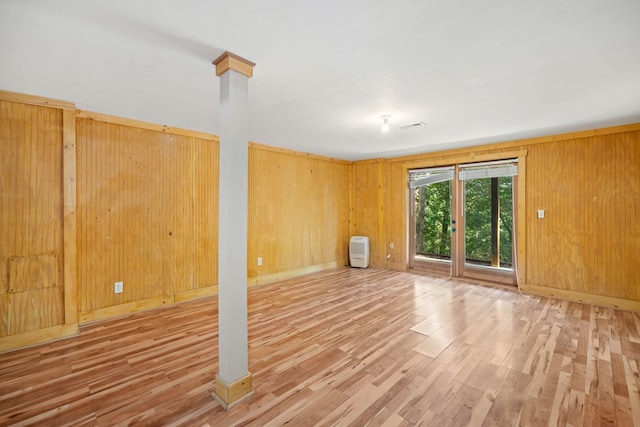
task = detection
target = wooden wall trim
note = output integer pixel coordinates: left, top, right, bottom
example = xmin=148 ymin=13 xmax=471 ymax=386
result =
xmin=0 ymin=90 xmax=75 ymax=110
xmin=352 ymin=157 xmax=385 ymax=165
xmin=62 ymin=110 xmax=78 ymax=328
xmin=249 ymin=142 xmax=352 ymax=164
xmin=174 ymin=286 xmax=219 ymax=304
xmin=76 ymin=110 xmax=218 ymax=141
xmin=389 ymin=262 xmax=407 ymax=271
xmin=1 ymin=99 xmax=75 ymax=353
xmin=399 ymin=150 xmax=529 ymax=170
xmin=386 ymin=123 xmax=640 ymax=163
xmin=515 ymin=154 xmax=526 ymax=287
xmin=247 ymin=261 xmax=343 ymax=287
xmin=79 ymin=296 xmax=172 ymax=324
xmin=0 ymin=325 xmax=78 ymax=354
xmin=522 ymin=283 xmax=640 ymax=312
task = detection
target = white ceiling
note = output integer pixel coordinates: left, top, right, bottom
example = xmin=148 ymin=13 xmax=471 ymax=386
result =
xmin=1 ymin=0 xmax=639 ymax=160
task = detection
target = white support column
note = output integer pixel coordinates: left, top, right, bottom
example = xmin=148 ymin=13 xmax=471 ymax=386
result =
xmin=211 ymin=51 xmax=255 ymax=409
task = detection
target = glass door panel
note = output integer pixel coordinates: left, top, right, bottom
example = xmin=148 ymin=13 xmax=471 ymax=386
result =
xmin=409 ymin=167 xmax=454 ymax=275
xmin=415 ymin=180 xmax=452 ymax=262
xmin=462 ymin=175 xmax=515 ymax=284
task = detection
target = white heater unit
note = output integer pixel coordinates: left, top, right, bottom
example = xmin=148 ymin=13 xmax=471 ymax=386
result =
xmin=349 ymin=236 xmax=370 ymax=268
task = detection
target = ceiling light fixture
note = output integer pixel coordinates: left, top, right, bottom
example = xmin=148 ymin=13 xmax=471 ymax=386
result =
xmin=380 ymin=115 xmax=391 ymax=132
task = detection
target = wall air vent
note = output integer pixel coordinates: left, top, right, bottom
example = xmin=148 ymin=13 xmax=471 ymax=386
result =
xmin=398 ymin=121 xmax=427 ymax=130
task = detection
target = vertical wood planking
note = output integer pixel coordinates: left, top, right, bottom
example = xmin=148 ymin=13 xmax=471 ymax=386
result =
xmin=247 ymin=145 xmax=350 ymax=279
xmin=352 ymin=160 xmax=382 ymax=267
xmin=515 ymin=155 xmax=527 ymax=286
xmin=525 ymin=132 xmax=640 ymax=300
xmin=190 ymin=136 xmax=219 ymax=294
xmin=76 ymin=118 xmax=218 ymax=317
xmin=385 ymin=163 xmax=407 ymax=269
xmin=348 ymin=164 xmax=356 ymax=239
xmin=377 ymin=160 xmax=389 ymax=268
xmin=0 ymin=100 xmax=65 ymax=336
xmin=62 ymin=109 xmax=78 ymax=327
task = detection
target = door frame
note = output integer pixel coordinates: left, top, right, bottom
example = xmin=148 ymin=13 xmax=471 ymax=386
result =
xmin=404 ymin=150 xmax=527 ymax=286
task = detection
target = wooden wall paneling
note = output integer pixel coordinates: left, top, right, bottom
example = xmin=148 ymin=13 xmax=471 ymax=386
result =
xmin=348 ymin=163 xmax=356 ymax=239
xmin=549 ymin=138 xmax=588 ymax=290
xmin=76 ymin=118 xmax=218 ymax=321
xmin=76 ymin=110 xmax=217 ymax=141
xmin=159 ymin=133 xmax=194 ymax=298
xmin=248 ymin=146 xmax=288 ymax=278
xmin=387 ymin=163 xmax=408 ymax=270
xmin=5 ymin=288 xmax=63 ymax=335
xmin=247 ymin=144 xmax=350 ymax=283
xmin=0 ymin=90 xmax=75 ymax=111
xmin=525 ymin=133 xmax=639 ymax=301
xmin=0 ymin=100 xmax=65 ymax=340
xmin=181 ymin=135 xmax=219 ymax=300
xmin=352 ymin=160 xmax=381 ymax=267
xmin=247 ymin=145 xmax=260 ymax=277
xmin=62 ymin=109 xmax=78 ymax=328
xmin=8 ymin=254 xmax=58 ymax=292
xmin=595 ymin=132 xmax=639 ymax=302
xmin=514 ymin=153 xmax=526 ymax=287
xmin=311 ymin=156 xmax=348 ymax=267
xmin=377 ymin=160 xmax=389 ymax=268
xmin=618 ymin=132 xmax=640 ymax=302
xmin=525 ymin=141 xmax=559 ymax=288
xmin=296 ymin=153 xmax=312 ymax=266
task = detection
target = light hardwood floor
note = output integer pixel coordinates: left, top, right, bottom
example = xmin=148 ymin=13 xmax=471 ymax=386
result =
xmin=1 ymin=268 xmax=640 ymax=426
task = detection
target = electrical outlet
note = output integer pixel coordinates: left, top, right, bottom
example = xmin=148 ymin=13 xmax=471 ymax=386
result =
xmin=389 ymin=242 xmax=394 ymax=250
xmin=257 ymin=257 xmax=263 ymax=266
xmin=537 ymin=209 xmax=545 ymax=219
xmin=114 ymin=281 xmax=123 ymax=294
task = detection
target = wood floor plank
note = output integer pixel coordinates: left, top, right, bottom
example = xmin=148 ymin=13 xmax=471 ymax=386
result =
xmin=566 ymin=389 xmax=586 ymax=427
xmin=265 ymin=388 xmax=345 ymax=427
xmin=622 ymin=356 xmax=640 ymax=423
xmin=468 ymin=387 xmax=498 ymax=427
xmin=363 ymin=407 xmax=409 ymax=427
xmin=482 ymin=367 xmax=533 ymax=426
xmin=313 ymin=383 xmax=383 ymax=427
xmin=1 ymin=267 xmax=639 ymax=426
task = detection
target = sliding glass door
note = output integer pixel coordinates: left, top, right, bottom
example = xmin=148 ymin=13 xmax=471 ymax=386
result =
xmin=409 ymin=160 xmax=518 ymax=285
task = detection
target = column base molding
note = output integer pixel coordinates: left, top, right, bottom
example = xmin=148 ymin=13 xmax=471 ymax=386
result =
xmin=212 ymin=373 xmax=254 ymax=410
